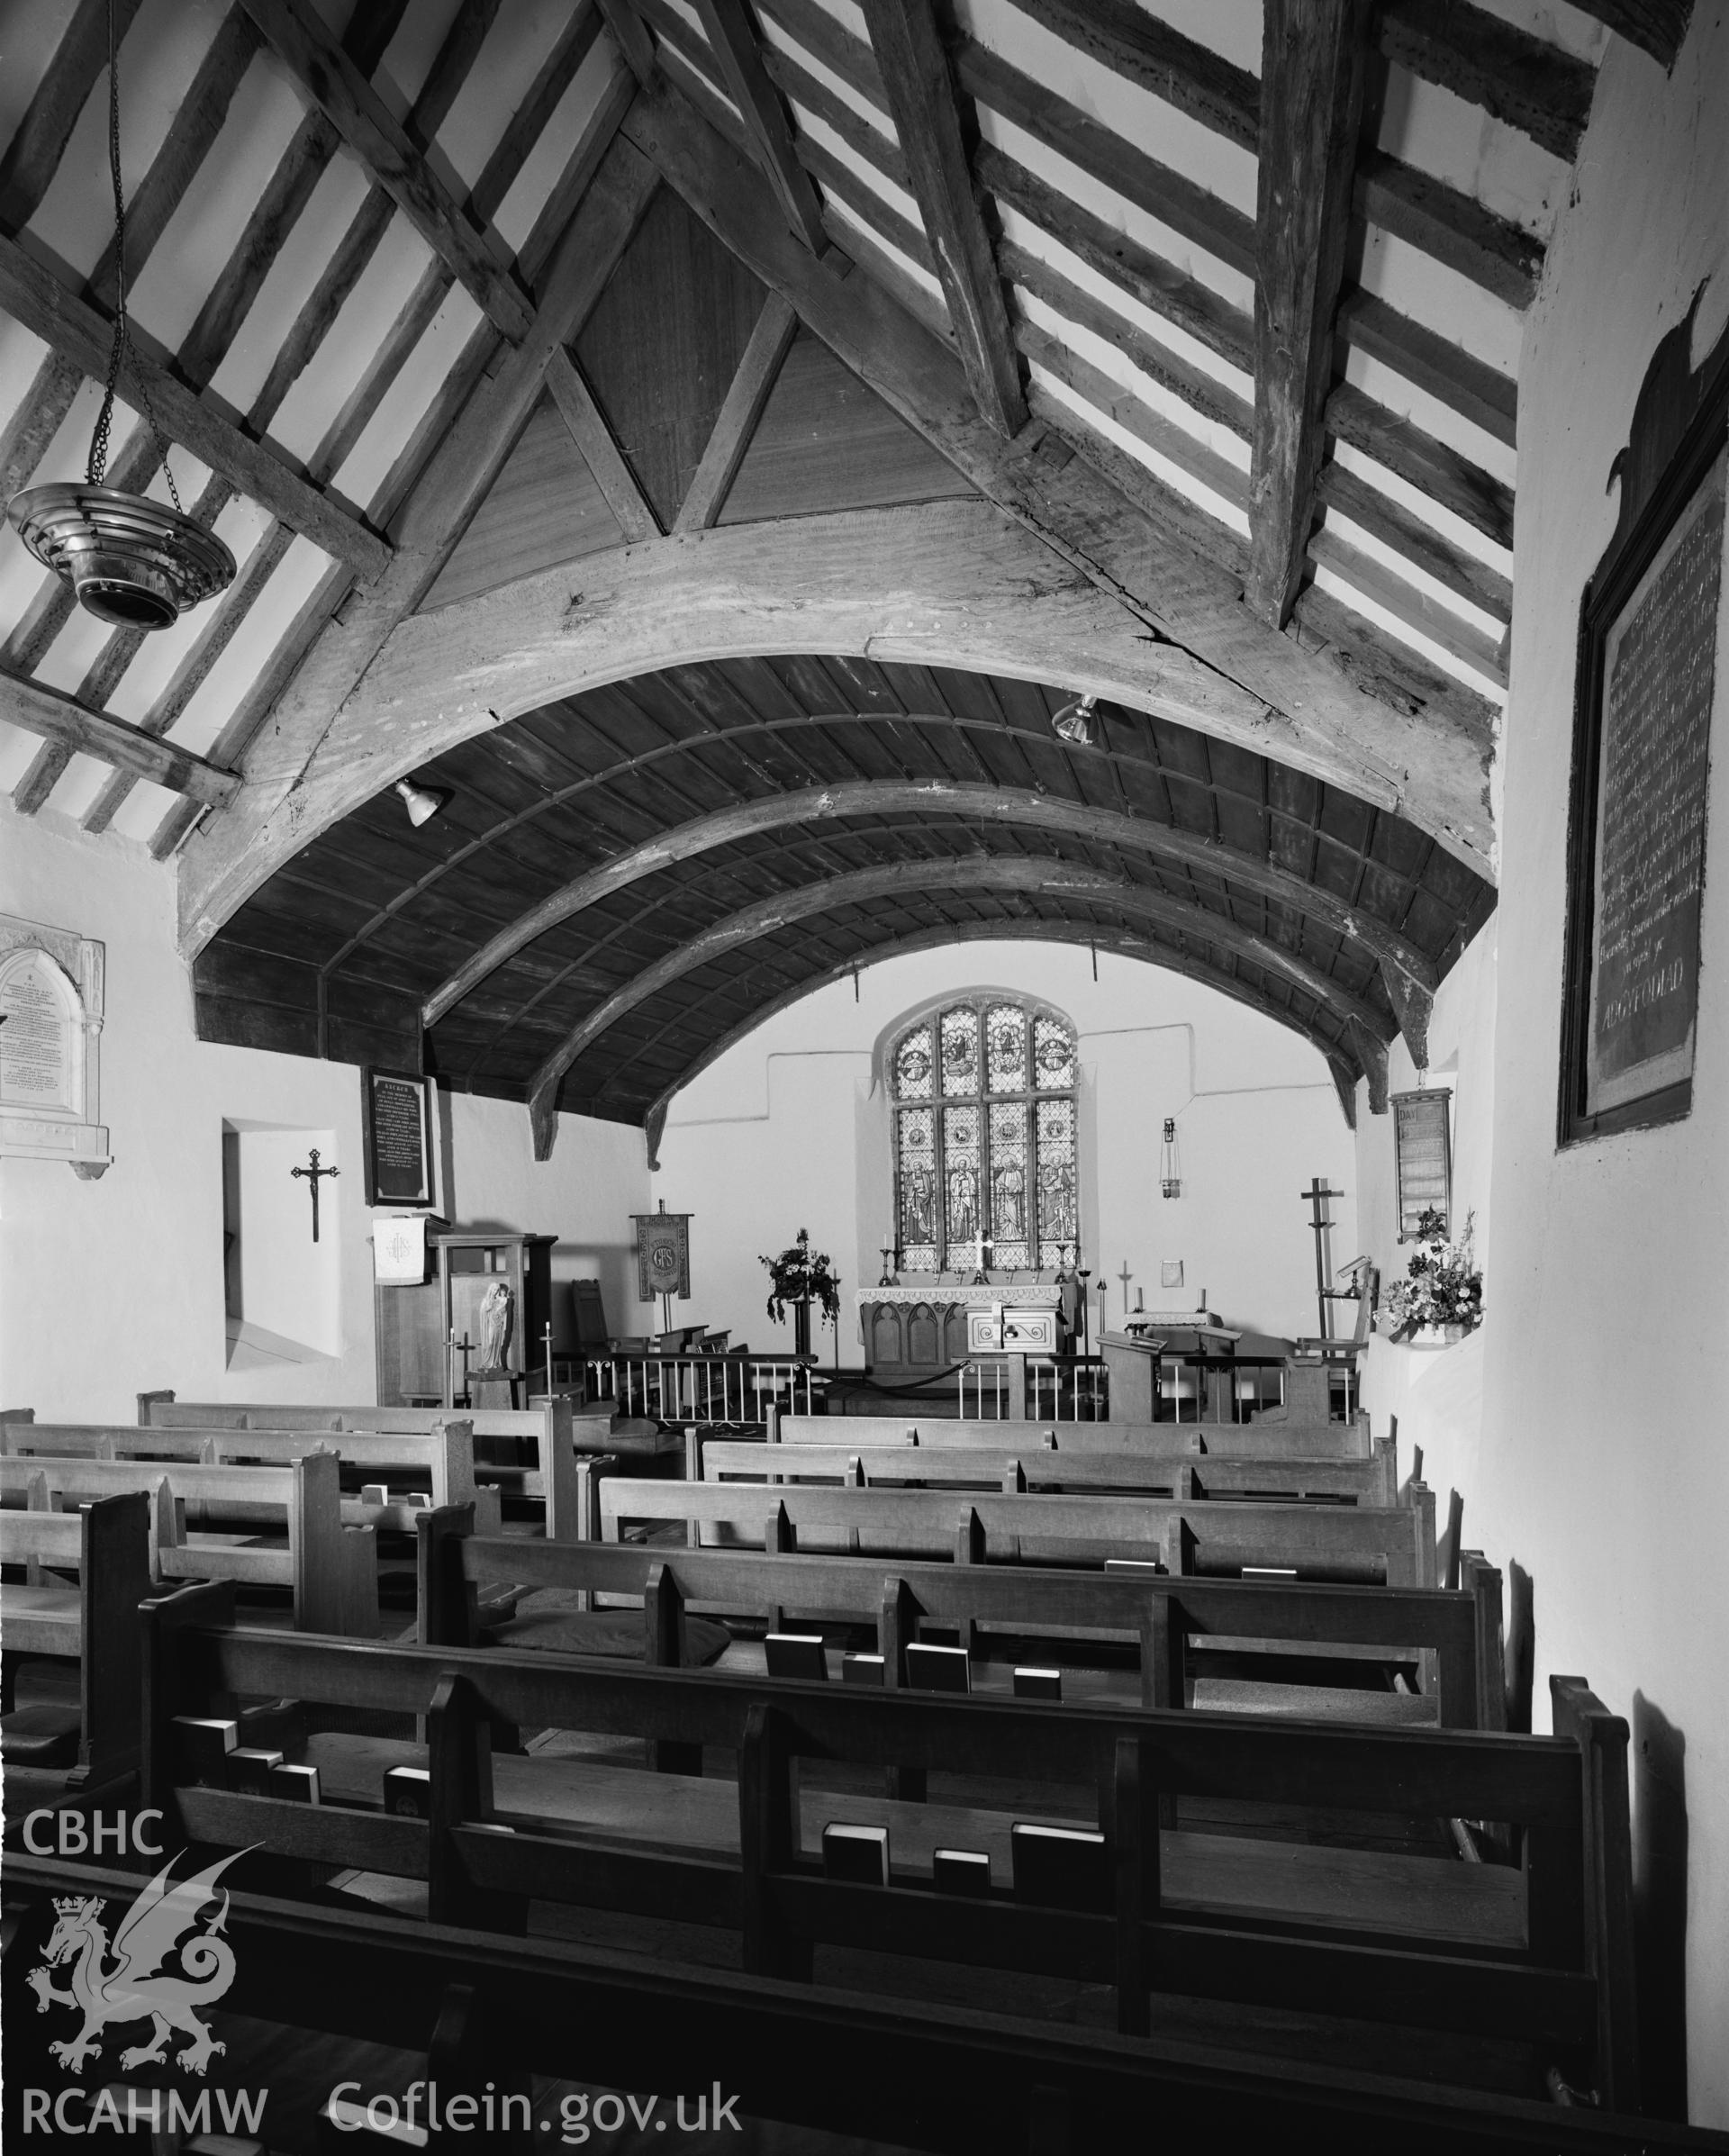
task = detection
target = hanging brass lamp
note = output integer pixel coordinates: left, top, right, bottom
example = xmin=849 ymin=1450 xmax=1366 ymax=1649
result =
xmin=5 ymin=0 xmax=234 ymax=629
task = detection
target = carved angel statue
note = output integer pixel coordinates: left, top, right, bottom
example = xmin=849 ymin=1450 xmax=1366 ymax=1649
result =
xmin=477 ymin=1281 xmax=515 ymax=1372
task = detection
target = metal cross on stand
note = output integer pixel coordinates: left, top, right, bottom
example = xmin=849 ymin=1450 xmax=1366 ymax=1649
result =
xmin=1300 ymin=1177 xmax=1338 ymax=1340
xmin=1117 ymin=1260 xmax=1133 ymax=1318
xmin=290 ymin=1148 xmax=339 ymax=1242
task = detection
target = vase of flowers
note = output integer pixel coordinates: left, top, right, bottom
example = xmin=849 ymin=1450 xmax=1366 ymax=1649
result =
xmin=760 ymin=1227 xmax=841 ymax=1358
xmin=1382 ymin=1208 xmax=1483 ymax=1345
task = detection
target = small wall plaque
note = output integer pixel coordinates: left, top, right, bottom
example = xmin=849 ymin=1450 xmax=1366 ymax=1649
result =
xmin=0 ymin=913 xmax=110 ymax=1178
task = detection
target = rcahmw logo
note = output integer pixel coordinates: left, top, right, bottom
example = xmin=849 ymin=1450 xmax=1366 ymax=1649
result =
xmin=24 ymin=1844 xmax=258 ymax=2080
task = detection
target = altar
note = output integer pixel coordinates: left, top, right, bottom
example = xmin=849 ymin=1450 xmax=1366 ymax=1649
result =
xmin=855 ymin=1282 xmax=1073 ymax=1388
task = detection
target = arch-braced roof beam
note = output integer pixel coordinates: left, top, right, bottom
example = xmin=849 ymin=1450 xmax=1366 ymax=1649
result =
xmin=423 ymin=775 xmax=1435 ymax=1028
xmin=629 ymin=919 xmax=1368 ymax=1169
xmin=521 ymin=856 xmax=1395 ymax=1155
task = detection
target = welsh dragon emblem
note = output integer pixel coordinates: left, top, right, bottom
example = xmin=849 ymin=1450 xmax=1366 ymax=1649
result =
xmin=27 ymin=1848 xmax=253 ymax=2077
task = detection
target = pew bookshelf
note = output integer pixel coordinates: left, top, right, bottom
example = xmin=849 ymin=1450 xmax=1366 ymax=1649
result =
xmin=131 ymin=1582 xmax=1640 ymax=2112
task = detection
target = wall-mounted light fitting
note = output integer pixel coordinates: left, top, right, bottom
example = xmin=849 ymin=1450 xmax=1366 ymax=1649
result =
xmin=1160 ymin=1116 xmax=1181 ymax=1199
xmin=1050 ymin=693 xmax=1098 ymax=747
xmin=396 ymin=778 xmax=453 ymax=828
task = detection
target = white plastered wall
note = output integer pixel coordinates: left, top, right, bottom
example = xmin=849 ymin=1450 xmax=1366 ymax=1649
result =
xmin=1390 ymin=8 xmax=1729 ymax=2121
xmin=0 ymin=800 xmax=648 ymax=1414
xmin=1353 ymin=914 xmax=1498 ymax=1517
xmin=652 ymin=938 xmax=1355 ymax=1363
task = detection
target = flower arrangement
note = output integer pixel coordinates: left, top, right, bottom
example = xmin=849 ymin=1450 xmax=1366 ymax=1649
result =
xmin=1382 ymin=1208 xmax=1484 ymax=1340
xmin=760 ymin=1227 xmax=842 ymax=1330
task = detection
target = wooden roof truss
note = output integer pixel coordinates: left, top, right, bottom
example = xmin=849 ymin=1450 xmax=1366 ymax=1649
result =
xmin=0 ymin=0 xmax=1694 ymax=1143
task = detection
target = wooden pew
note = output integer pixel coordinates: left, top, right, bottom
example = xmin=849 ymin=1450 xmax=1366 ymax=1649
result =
xmin=13 ymin=1853 xmax=1715 ymax=2156
xmin=0 ymin=1490 xmax=155 ymax=1795
xmin=0 ymin=1452 xmax=376 ymax=1635
xmin=771 ymin=1408 xmax=1377 ymax=1458
xmin=703 ymin=1436 xmax=1400 ymax=1507
xmin=601 ymin=1478 xmax=1439 ymax=1586
xmin=4 ymin=1416 xmax=502 ymax=1536
xmin=133 ymin=1586 xmax=1639 ymax=2109
xmin=136 ymin=1391 xmax=601 ymax=1535
xmin=420 ymin=1511 xmax=1499 ymax=1729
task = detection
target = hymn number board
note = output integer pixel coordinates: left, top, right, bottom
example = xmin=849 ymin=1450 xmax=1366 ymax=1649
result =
xmin=1562 ymin=303 xmax=1728 ymax=1142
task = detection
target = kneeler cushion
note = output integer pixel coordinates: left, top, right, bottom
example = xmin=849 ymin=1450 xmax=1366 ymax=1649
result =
xmin=483 ymin=1587 xmax=732 ymax=1666
xmin=0 ymin=1701 xmax=83 ymax=1766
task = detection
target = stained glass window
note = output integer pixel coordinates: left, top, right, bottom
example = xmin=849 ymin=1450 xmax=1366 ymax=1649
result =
xmin=889 ymin=997 xmax=1079 ymax=1270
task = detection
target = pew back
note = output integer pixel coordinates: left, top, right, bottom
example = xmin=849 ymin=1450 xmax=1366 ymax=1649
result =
xmin=5 ymin=1417 xmax=500 ymax=1535
xmin=704 ymin=1437 xmax=1398 ymax=1506
xmin=771 ymin=1410 xmax=1375 ymax=1459
xmin=137 ymin=1594 xmax=1635 ymax=2105
xmin=602 ymin=1479 xmax=1438 ymax=1586
xmin=0 ymin=1490 xmax=154 ymax=1783
xmin=0 ymin=1451 xmax=376 ymax=1634
xmin=136 ymin=1391 xmax=589 ymax=1538
xmin=421 ymin=1517 xmax=1492 ymax=1727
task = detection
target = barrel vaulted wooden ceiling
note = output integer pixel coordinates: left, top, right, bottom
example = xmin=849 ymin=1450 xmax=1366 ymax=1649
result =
xmin=0 ymin=0 xmax=1694 ymax=1152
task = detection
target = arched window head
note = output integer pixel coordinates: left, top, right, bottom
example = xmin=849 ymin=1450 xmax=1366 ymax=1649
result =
xmin=889 ymin=997 xmax=1078 ymax=1273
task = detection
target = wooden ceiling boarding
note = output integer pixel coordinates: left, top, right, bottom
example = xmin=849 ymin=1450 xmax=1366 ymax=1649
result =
xmin=0 ymin=0 xmax=1694 ymax=1149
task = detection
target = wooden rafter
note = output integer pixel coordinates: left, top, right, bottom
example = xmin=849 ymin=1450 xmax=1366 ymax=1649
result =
xmin=0 ymin=0 xmax=144 ymax=232
xmin=1248 ymin=0 xmax=1371 ymax=629
xmin=1565 ymin=0 xmax=1694 ymax=66
xmin=235 ymin=0 xmax=534 ymax=341
xmin=149 ymin=65 xmax=643 ymax=865
xmin=674 ymin=294 xmax=799 ymax=531
xmin=0 ymin=235 xmax=391 ymax=582
xmin=954 ymin=41 xmax=1255 ymax=279
xmin=0 ymin=666 xmax=240 ymax=809
xmin=615 ymin=80 xmax=1498 ymax=805
xmin=177 ymin=130 xmax=662 ymax=947
xmin=694 ymin=0 xmax=825 ymax=250
xmin=1009 ymin=0 xmax=1258 ymax=152
xmin=597 ymin=0 xmax=659 ymax=86
xmin=859 ymin=0 xmax=1025 ymax=438
xmin=1378 ymin=0 xmax=1597 ymax=163
xmin=1355 ymin=154 xmax=1543 ymax=311
xmin=743 ymin=0 xmax=1516 ymax=667
xmin=637 ymin=919 xmax=1371 ymax=1146
xmin=523 ymin=852 xmax=1387 ymax=1150
xmin=421 ymin=775 xmax=1435 ymax=1030
xmin=544 ymin=349 xmax=661 ymax=542
xmin=82 ymin=521 xmax=298 ymax=835
xmin=1334 ymin=292 xmax=1516 ymax=449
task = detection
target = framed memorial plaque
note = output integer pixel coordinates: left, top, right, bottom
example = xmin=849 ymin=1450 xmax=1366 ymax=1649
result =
xmin=362 ymin=1065 xmax=437 ymax=1207
xmin=1560 ymin=304 xmax=1728 ymax=1145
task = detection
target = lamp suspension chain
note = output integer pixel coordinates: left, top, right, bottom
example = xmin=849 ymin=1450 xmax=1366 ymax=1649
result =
xmin=87 ymin=0 xmax=181 ymax=512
